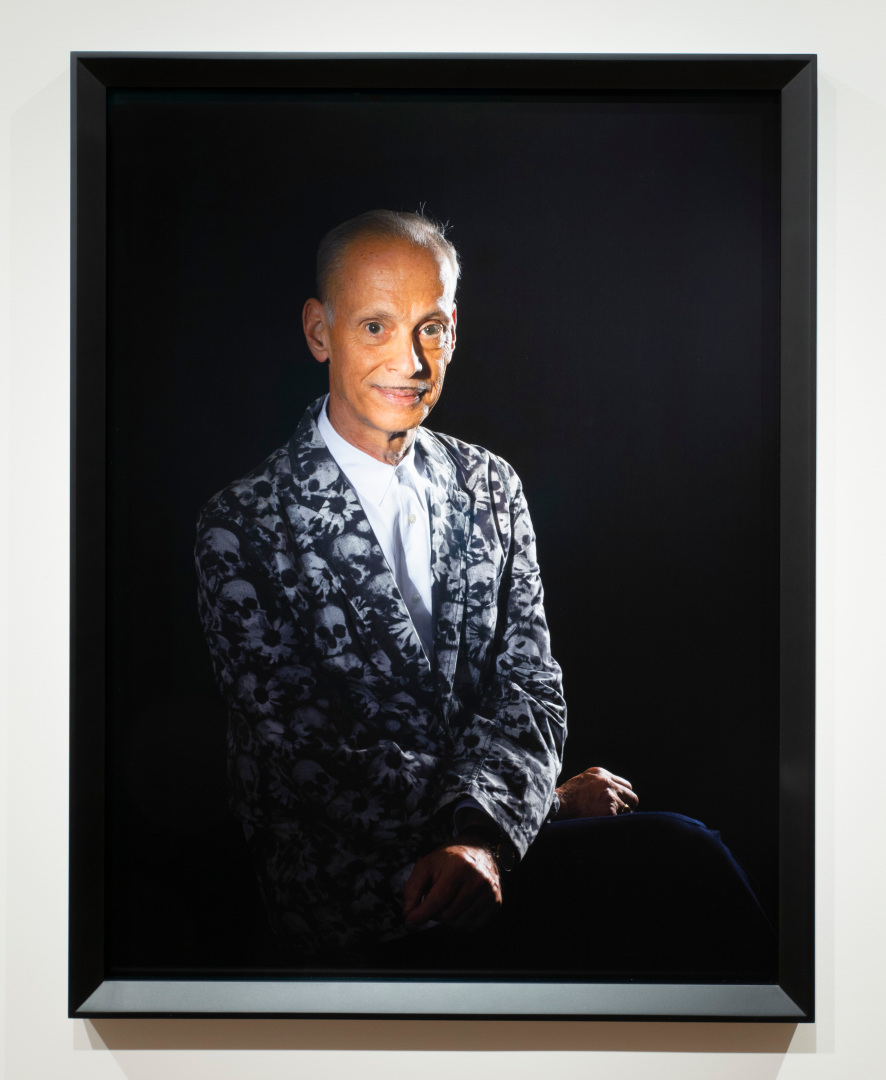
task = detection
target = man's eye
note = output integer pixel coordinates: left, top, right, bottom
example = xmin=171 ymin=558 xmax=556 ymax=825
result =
xmin=365 ymin=322 xmax=383 ymax=335
xmin=422 ymin=324 xmax=443 ymax=337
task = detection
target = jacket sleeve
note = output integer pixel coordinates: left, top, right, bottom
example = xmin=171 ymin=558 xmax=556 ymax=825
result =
xmin=436 ymin=461 xmax=567 ymax=861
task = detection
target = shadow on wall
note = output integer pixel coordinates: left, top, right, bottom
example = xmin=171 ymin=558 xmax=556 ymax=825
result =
xmin=78 ymin=1018 xmax=807 ymax=1054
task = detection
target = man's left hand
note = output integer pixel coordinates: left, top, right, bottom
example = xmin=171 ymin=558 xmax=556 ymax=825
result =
xmin=555 ymin=765 xmax=639 ymax=818
xmin=403 ymin=839 xmax=502 ymax=931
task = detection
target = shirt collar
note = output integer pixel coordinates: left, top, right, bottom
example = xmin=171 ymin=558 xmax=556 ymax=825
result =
xmin=317 ymin=395 xmax=426 ymax=507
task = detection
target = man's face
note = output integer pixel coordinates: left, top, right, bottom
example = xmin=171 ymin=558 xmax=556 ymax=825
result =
xmin=303 ymin=236 xmax=457 ymax=458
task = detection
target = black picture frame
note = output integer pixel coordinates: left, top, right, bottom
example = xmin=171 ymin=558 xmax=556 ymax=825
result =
xmin=70 ymin=52 xmax=815 ymax=1020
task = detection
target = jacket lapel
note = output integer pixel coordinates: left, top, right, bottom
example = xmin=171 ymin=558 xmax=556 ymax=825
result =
xmin=416 ymin=429 xmax=471 ymax=711
xmin=285 ymin=402 xmax=435 ymax=695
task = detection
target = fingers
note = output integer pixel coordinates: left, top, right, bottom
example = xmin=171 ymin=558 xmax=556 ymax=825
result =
xmin=618 ymin=786 xmax=640 ymax=813
xmin=402 ymin=859 xmax=433 ymax=919
xmin=403 ymin=845 xmax=501 ymax=930
xmin=581 ymin=767 xmax=635 ymax=793
xmin=436 ymin=870 xmax=502 ymax=931
xmin=404 ymin=852 xmax=468 ymax=928
xmin=607 ymin=772 xmax=633 ymax=790
xmin=443 ymin=892 xmax=500 ymax=932
xmin=582 ymin=766 xmax=638 ymax=815
xmin=405 ymin=877 xmax=458 ymax=928
xmin=437 ymin=883 xmax=486 ymax=928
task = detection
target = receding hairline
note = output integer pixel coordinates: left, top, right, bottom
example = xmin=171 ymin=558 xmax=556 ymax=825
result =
xmin=316 ymin=210 xmax=460 ymax=319
xmin=326 ymin=233 xmax=458 ymax=302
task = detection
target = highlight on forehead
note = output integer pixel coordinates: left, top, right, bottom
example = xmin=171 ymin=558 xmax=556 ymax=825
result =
xmin=317 ymin=209 xmax=460 ymax=320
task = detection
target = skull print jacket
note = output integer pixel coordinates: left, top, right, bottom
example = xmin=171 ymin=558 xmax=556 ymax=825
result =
xmin=195 ymin=398 xmax=567 ymax=956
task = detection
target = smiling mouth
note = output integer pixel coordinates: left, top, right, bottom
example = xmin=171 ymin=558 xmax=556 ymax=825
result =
xmin=373 ymin=385 xmax=427 ymax=405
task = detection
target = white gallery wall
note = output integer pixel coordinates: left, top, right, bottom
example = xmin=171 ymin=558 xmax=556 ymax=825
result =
xmin=2 ymin=0 xmax=885 ymax=1076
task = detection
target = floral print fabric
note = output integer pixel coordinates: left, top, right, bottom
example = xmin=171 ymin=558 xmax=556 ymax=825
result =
xmin=195 ymin=398 xmax=567 ymax=955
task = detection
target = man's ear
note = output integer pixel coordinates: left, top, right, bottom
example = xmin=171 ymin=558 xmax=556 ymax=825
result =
xmin=449 ymin=305 xmax=457 ymax=355
xmin=302 ymin=298 xmax=331 ymax=363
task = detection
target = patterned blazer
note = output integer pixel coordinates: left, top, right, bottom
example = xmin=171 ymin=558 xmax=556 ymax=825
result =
xmin=195 ymin=398 xmax=567 ymax=955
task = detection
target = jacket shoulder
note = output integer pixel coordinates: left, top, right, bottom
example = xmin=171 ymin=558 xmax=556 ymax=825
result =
xmin=197 ymin=441 xmax=294 ymax=533
xmin=422 ymin=428 xmax=521 ymax=495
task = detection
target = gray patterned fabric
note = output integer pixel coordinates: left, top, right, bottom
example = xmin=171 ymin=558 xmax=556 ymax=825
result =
xmin=195 ymin=398 xmax=566 ymax=955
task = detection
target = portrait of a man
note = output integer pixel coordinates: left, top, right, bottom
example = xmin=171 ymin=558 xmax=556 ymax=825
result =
xmin=192 ymin=209 xmax=775 ymax=977
xmin=83 ymin=73 xmax=796 ymax=994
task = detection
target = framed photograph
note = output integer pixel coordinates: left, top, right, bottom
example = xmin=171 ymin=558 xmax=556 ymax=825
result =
xmin=70 ymin=52 xmax=815 ymax=1020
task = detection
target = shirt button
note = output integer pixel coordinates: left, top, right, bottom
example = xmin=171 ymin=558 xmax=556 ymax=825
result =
xmin=411 ymin=593 xmax=420 ymax=604
xmin=408 ymin=513 xmax=416 ymax=525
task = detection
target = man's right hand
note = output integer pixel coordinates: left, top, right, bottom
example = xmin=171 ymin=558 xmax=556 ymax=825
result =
xmin=554 ymin=766 xmax=639 ymax=818
xmin=402 ymin=838 xmax=502 ymax=932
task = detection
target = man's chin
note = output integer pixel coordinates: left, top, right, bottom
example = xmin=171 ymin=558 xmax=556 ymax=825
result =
xmin=368 ymin=400 xmax=429 ymax=433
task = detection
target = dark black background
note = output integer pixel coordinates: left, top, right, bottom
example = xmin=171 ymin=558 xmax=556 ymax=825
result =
xmin=104 ymin=89 xmax=780 ymax=974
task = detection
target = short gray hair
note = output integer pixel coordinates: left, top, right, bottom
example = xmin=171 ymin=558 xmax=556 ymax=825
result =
xmin=316 ymin=209 xmax=460 ymax=321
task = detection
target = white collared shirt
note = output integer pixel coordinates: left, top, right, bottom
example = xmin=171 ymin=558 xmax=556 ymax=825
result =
xmin=317 ymin=397 xmax=435 ymax=661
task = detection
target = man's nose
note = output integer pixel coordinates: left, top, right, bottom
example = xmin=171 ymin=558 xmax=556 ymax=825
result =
xmin=385 ymin=333 xmax=422 ymax=378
